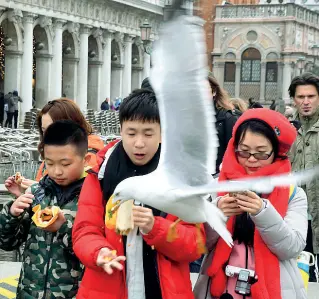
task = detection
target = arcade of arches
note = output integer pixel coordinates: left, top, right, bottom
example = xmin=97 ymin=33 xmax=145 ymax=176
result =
xmin=0 ymin=10 xmax=152 ymax=118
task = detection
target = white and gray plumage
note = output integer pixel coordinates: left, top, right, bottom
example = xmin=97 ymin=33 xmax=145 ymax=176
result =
xmin=113 ymin=16 xmax=319 ymax=246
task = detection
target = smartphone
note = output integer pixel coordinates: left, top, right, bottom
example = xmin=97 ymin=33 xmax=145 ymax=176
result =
xmin=229 ymin=191 xmax=248 ymax=197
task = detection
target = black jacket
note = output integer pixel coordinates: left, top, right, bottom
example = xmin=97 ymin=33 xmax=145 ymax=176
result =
xmin=100 ymin=102 xmax=110 ymax=111
xmin=215 ymin=107 xmax=241 ymax=173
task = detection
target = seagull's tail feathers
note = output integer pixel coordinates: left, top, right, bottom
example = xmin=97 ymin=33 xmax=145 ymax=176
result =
xmin=204 ymin=199 xmax=233 ymax=247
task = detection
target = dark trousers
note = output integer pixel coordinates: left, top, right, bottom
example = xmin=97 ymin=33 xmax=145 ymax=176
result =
xmin=14 ymin=110 xmax=18 ymax=129
xmin=304 ymin=220 xmax=319 ymax=282
xmin=6 ymin=112 xmax=13 ymax=128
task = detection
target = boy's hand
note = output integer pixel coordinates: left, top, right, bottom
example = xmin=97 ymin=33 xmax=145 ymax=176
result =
xmin=96 ymin=248 xmax=126 ymax=274
xmin=42 ymin=211 xmax=66 ymax=233
xmin=10 ymin=193 xmax=34 ymax=217
xmin=5 ymin=176 xmax=22 ymax=198
xmin=132 ymin=205 xmax=155 ymax=234
xmin=20 ymin=178 xmax=37 ymax=190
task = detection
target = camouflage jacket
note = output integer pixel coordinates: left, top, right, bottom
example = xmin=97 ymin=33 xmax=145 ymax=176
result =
xmin=0 ymin=175 xmax=84 ymax=299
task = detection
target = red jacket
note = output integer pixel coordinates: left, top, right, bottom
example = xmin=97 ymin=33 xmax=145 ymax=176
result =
xmin=72 ymin=142 xmax=205 ymax=299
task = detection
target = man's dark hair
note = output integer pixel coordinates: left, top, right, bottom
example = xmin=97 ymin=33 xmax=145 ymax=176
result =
xmin=43 ymin=120 xmax=88 ymax=157
xmin=119 ymin=89 xmax=160 ymax=125
xmin=288 ymin=72 xmax=319 ymax=98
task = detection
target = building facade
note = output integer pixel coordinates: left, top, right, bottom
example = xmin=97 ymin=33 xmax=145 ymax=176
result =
xmin=194 ymin=0 xmax=258 ymax=69
xmin=0 ymin=0 xmax=164 ymax=117
xmin=212 ymin=3 xmax=319 ymax=104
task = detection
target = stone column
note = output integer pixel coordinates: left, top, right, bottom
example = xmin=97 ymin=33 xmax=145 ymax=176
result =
xmin=132 ymin=66 xmax=144 ymax=90
xmin=51 ymin=19 xmax=66 ymax=99
xmin=100 ymin=30 xmax=113 ymax=102
xmin=5 ymin=51 xmax=22 ymax=94
xmin=277 ymin=62 xmax=284 ymax=101
xmin=20 ymin=13 xmax=36 ymax=117
xmin=212 ymin=61 xmax=224 ymax=88
xmin=111 ymin=64 xmax=123 ymax=100
xmin=62 ymin=57 xmax=78 ymax=100
xmin=282 ymin=61 xmax=293 ymax=104
xmin=235 ymin=62 xmax=241 ymax=98
xmin=143 ymin=44 xmax=151 ymax=80
xmin=35 ymin=53 xmax=52 ymax=108
xmin=77 ymin=25 xmax=92 ymax=111
xmin=88 ymin=61 xmax=102 ymax=111
xmin=259 ymin=62 xmax=266 ymax=104
xmin=122 ymin=34 xmax=134 ymax=98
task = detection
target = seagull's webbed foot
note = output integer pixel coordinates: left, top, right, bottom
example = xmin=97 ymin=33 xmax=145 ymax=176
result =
xmin=167 ymin=218 xmax=182 ymax=242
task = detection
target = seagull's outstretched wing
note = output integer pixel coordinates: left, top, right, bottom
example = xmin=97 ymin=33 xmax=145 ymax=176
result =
xmin=150 ymin=16 xmax=218 ymax=186
xmin=184 ymin=166 xmax=319 ymax=196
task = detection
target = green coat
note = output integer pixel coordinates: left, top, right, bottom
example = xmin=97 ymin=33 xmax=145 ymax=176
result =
xmin=0 ymin=176 xmax=84 ymax=298
xmin=289 ymin=110 xmax=319 ymax=253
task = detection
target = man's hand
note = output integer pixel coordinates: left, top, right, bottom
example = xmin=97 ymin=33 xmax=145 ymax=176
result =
xmin=10 ymin=193 xmax=34 ymax=217
xmin=96 ymin=248 xmax=126 ymax=274
xmin=132 ymin=205 xmax=155 ymax=234
xmin=42 ymin=211 xmax=66 ymax=233
xmin=217 ymin=194 xmax=243 ymax=217
xmin=5 ymin=176 xmax=22 ymax=198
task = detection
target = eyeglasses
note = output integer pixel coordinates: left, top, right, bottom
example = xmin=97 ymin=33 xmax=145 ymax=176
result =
xmin=235 ymin=150 xmax=273 ymax=161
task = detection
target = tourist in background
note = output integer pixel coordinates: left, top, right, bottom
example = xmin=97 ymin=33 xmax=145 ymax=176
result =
xmin=101 ymin=98 xmax=110 ymax=111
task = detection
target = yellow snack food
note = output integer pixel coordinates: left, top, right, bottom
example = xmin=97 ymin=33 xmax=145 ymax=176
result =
xmin=14 ymin=172 xmax=23 ymax=185
xmin=105 ymin=195 xmax=120 ymax=230
xmin=104 ymin=250 xmax=117 ymax=262
xmin=32 ymin=205 xmax=61 ymax=228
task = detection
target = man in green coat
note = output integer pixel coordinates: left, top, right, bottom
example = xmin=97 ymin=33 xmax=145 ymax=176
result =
xmin=288 ymin=72 xmax=319 ymax=282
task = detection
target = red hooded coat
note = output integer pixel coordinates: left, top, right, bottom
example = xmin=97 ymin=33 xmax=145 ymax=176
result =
xmin=72 ymin=141 xmax=205 ymax=299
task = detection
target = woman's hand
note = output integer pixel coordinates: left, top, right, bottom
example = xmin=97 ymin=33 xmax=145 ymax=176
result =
xmin=217 ymin=194 xmax=243 ymax=217
xmin=235 ymin=191 xmax=263 ymax=216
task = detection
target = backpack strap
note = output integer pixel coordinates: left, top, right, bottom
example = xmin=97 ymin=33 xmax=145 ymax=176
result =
xmin=289 ymin=185 xmax=297 ymax=203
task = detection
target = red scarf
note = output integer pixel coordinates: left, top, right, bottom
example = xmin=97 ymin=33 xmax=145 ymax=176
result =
xmin=207 ymin=137 xmax=291 ymax=299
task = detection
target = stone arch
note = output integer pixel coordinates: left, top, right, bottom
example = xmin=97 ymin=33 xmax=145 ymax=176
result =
xmin=33 ymin=25 xmax=50 ymax=53
xmin=111 ymin=39 xmax=124 ymax=65
xmin=0 ymin=14 xmax=23 ymax=94
xmin=33 ymin=20 xmax=53 ymax=55
xmin=265 ymin=51 xmax=280 ymax=62
xmin=0 ymin=12 xmax=22 ymax=52
xmin=221 ymin=26 xmax=281 ymax=60
xmin=132 ymin=43 xmax=142 ymax=67
xmin=88 ymin=35 xmax=103 ymax=62
xmin=62 ymin=30 xmax=79 ymax=59
xmin=238 ymin=43 xmax=266 ymax=60
xmin=225 ymin=52 xmax=236 ymax=61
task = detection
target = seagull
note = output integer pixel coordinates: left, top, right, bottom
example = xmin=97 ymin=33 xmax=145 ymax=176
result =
xmin=112 ymin=15 xmax=319 ymax=247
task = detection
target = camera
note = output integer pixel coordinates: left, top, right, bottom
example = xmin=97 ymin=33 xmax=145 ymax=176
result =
xmin=225 ymin=265 xmax=258 ymax=296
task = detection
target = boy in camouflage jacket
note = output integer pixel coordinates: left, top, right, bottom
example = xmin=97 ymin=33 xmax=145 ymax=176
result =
xmin=0 ymin=121 xmax=91 ymax=298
